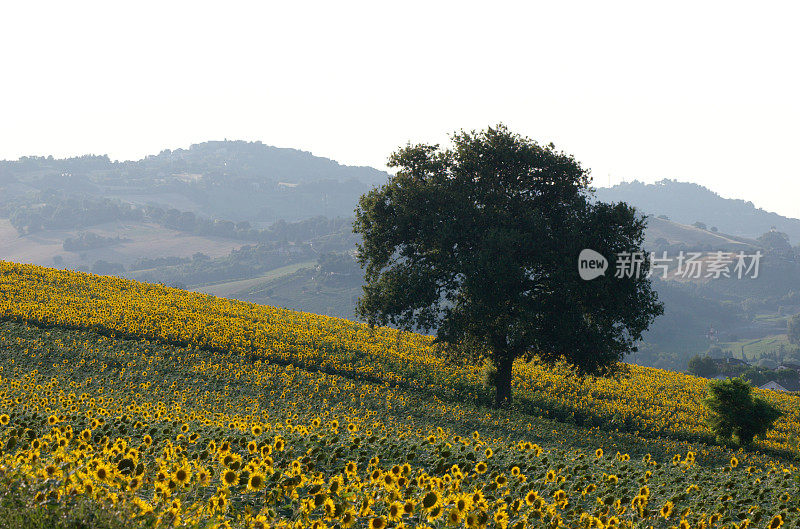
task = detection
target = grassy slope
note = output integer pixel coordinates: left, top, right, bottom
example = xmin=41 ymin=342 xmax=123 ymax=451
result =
xmin=719 ymin=334 xmax=793 ymax=361
xmin=644 ymin=216 xmax=760 ymax=252
xmin=238 ymin=268 xmax=363 ymax=319
xmin=191 ymin=261 xmax=317 ymax=298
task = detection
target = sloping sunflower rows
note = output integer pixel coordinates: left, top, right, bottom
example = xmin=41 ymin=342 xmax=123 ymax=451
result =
xmin=2 ymin=261 xmax=800 ymax=455
xmin=1 ymin=320 xmax=799 ymax=528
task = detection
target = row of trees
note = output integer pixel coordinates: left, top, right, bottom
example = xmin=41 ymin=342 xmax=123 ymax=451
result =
xmin=5 ymin=191 xmax=354 ymax=245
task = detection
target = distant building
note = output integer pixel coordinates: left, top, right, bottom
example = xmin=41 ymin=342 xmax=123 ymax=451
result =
xmin=712 ymin=357 xmax=749 ymax=367
xmin=759 ymin=379 xmax=800 ymax=392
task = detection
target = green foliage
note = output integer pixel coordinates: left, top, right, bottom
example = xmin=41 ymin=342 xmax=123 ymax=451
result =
xmin=702 ymin=377 xmax=782 ymax=446
xmin=354 ymin=124 xmax=663 ymax=406
xmin=63 ymin=232 xmax=127 ymax=252
xmin=687 ymin=355 xmax=717 ymax=377
xmin=758 ymin=230 xmax=792 ymax=254
xmin=789 ymin=313 xmax=800 ymax=345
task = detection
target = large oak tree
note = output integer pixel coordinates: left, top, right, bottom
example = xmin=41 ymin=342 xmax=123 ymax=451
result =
xmin=354 ymin=125 xmax=663 ymax=407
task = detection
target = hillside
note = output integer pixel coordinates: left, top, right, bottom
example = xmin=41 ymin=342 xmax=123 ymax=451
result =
xmin=1 ymin=262 xmax=799 ymax=527
xmin=644 ymin=215 xmax=760 ymax=252
xmin=0 ymin=140 xmax=390 ymax=222
xmin=596 ymin=179 xmax=800 ymax=243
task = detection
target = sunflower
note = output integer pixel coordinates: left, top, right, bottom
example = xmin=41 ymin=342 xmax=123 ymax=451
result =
xmin=328 ymin=476 xmax=342 ymax=494
xmin=341 ymin=509 xmax=356 ymax=529
xmin=248 ymin=471 xmax=266 ymax=491
xmin=324 ymin=498 xmax=336 ymax=519
xmin=446 ymin=507 xmax=462 ymax=525
xmin=222 ymin=469 xmax=239 ymax=487
xmin=525 ymin=490 xmax=539 ymax=506
xmin=128 ymin=476 xmax=141 ymax=490
xmin=730 ymin=456 xmax=739 ymax=468
xmin=427 ymin=505 xmax=443 ymax=522
xmin=251 ymin=514 xmax=270 ymax=529
xmin=369 ymin=517 xmax=386 ymax=529
xmin=595 ymin=448 xmax=603 ymax=458
xmin=769 ymin=515 xmax=784 ymax=529
xmin=83 ymin=479 xmax=95 ymax=496
xmin=94 ymin=463 xmax=112 ymax=482
xmin=388 ymin=502 xmax=403 ymax=521
xmin=494 ymin=509 xmax=509 ymax=525
xmin=197 ymin=467 xmax=211 ymax=486
xmin=421 ymin=490 xmax=440 ymax=510
xmin=474 ymin=461 xmax=487 ymax=474
xmin=660 ymin=501 xmax=674 ymax=518
xmin=174 ymin=465 xmax=192 ymax=485
xmin=0 ymin=414 xmax=9 ymax=425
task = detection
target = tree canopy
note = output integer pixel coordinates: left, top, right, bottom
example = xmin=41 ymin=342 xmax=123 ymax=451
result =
xmin=354 ymin=125 xmax=663 ymax=406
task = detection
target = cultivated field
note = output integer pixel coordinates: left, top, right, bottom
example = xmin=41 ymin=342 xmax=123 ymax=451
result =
xmin=1 ymin=262 xmax=799 ymax=528
xmin=0 ymin=219 xmax=247 ymax=270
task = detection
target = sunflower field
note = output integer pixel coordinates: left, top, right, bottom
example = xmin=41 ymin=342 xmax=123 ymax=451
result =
xmin=1 ymin=261 xmax=800 ymax=528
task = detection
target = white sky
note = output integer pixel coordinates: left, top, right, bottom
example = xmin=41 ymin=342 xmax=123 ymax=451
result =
xmin=2 ymin=1 xmax=799 ymax=218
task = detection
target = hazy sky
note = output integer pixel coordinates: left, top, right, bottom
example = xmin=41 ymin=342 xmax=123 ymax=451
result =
xmin=2 ymin=1 xmax=799 ymax=218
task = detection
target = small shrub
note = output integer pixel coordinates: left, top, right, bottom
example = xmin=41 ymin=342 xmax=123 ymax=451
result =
xmin=482 ymin=361 xmax=497 ymax=390
xmin=702 ymin=377 xmax=782 ymax=446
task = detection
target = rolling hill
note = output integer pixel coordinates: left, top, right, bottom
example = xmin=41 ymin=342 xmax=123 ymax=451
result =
xmin=0 ymin=140 xmax=390 ymax=222
xmin=596 ymin=179 xmax=800 ymax=244
xmin=1 ymin=262 xmax=799 ymax=528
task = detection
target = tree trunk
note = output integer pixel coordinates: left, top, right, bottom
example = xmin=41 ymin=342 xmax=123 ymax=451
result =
xmin=494 ymin=353 xmax=514 ymax=408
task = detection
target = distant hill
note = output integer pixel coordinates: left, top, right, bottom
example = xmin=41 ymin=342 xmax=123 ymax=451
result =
xmin=0 ymin=140 xmax=390 ymax=222
xmin=595 ymin=179 xmax=800 ymax=244
xmin=644 ymin=216 xmax=760 ymax=252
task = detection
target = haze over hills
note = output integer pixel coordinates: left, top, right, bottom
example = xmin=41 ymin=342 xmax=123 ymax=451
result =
xmin=595 ymin=179 xmax=800 ymax=244
xmin=0 ymin=140 xmax=390 ymax=222
xmin=4 ymin=142 xmax=799 ymax=241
